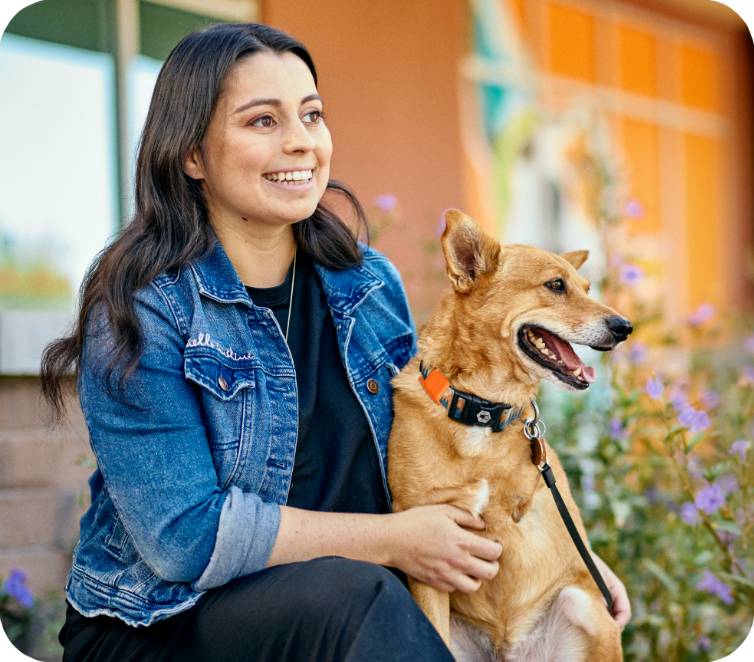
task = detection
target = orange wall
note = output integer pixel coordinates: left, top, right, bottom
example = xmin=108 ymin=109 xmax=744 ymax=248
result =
xmin=262 ymin=0 xmax=468 ymax=308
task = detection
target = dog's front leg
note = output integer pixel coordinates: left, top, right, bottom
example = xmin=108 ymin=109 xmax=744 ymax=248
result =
xmin=408 ymin=576 xmax=451 ymax=646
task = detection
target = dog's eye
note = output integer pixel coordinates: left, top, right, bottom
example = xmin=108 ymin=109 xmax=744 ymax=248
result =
xmin=545 ymin=279 xmax=565 ymax=292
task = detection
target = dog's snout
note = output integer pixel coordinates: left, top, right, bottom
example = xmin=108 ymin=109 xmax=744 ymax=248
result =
xmin=606 ymin=316 xmax=633 ymax=341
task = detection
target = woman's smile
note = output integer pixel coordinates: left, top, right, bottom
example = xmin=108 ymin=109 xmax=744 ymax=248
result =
xmin=262 ymin=168 xmax=315 ymax=187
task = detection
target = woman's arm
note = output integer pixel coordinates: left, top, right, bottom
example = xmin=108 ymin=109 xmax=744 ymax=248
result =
xmin=268 ymin=504 xmax=503 ymax=593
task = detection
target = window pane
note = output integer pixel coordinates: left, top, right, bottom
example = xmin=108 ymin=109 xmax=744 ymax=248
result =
xmin=0 ymin=34 xmax=117 ymax=311
xmin=125 ymin=54 xmax=161 ymax=219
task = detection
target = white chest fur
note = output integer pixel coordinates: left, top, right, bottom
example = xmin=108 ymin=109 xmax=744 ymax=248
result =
xmin=461 ymin=426 xmax=494 ymax=455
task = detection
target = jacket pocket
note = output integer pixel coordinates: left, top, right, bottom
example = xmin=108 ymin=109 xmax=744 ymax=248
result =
xmin=183 ymin=346 xmax=259 ymax=488
xmin=183 ymin=346 xmax=257 ymax=400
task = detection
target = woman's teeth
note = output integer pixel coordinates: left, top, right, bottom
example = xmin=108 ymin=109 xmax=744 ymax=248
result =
xmin=263 ymin=170 xmax=313 ymax=183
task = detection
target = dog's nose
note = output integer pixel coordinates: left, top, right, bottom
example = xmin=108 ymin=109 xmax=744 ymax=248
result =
xmin=606 ymin=316 xmax=633 ymax=341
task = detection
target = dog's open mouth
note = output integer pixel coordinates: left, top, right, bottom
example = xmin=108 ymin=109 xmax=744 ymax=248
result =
xmin=518 ymin=325 xmax=595 ymax=390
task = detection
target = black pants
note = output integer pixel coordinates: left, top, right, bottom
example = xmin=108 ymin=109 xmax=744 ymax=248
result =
xmin=59 ymin=557 xmax=454 ymax=662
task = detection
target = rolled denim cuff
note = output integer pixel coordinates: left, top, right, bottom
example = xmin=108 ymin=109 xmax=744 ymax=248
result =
xmin=192 ymin=487 xmax=281 ymax=591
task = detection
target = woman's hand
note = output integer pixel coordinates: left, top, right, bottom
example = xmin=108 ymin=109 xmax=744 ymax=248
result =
xmin=386 ymin=504 xmax=503 ymax=594
xmin=591 ymin=552 xmax=631 ymax=630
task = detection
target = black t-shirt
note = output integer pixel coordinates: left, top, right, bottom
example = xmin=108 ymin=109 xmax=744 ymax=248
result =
xmin=245 ymin=253 xmax=388 ymax=514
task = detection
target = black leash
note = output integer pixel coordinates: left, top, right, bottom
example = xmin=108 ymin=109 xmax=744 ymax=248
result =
xmin=524 ymin=404 xmax=614 ymax=613
xmin=540 ymin=462 xmax=613 ymax=612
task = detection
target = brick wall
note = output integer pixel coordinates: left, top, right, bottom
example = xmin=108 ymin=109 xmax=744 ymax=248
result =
xmin=0 ymin=377 xmax=94 ymax=595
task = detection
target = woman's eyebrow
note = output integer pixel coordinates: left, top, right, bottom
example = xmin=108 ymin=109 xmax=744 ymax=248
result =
xmin=233 ymin=93 xmax=323 ymax=115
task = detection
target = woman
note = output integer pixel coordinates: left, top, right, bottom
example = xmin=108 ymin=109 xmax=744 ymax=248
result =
xmin=42 ymin=22 xmax=629 ymax=662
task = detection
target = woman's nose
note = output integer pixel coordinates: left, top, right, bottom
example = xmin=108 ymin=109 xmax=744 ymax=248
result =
xmin=282 ymin=118 xmax=316 ymax=153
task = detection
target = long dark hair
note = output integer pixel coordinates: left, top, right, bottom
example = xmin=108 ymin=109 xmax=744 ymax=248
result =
xmin=41 ymin=23 xmax=368 ymax=421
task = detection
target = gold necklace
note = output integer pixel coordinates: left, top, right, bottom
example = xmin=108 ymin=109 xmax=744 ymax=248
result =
xmin=284 ymin=246 xmax=297 ymax=344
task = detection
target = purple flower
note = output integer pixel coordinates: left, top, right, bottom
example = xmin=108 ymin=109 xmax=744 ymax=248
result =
xmin=610 ymin=418 xmax=627 ymax=439
xmin=744 ymin=335 xmax=754 ymax=353
xmin=628 ymin=341 xmax=648 ymax=365
xmin=677 ymin=406 xmax=711 ymax=434
xmin=692 ymin=409 xmax=711 ymax=433
xmin=3 ymin=567 xmax=33 ymax=608
xmin=677 ymin=407 xmax=695 ymax=427
xmin=624 ymin=198 xmax=644 ymax=219
xmin=695 ymin=483 xmax=725 ymax=515
xmin=646 ymin=375 xmax=664 ymax=400
xmin=701 ymin=389 xmax=721 ymax=408
xmin=716 ymin=475 xmax=739 ymax=496
xmin=730 ymin=440 xmax=749 ymax=462
xmin=696 ymin=569 xmax=734 ymax=604
xmin=669 ymin=387 xmax=690 ymax=412
xmin=693 ymin=636 xmax=712 ymax=652
xmin=680 ymin=501 xmax=700 ymax=525
xmin=373 ymin=194 xmax=398 ymax=212
xmin=688 ymin=303 xmax=715 ymax=327
xmin=619 ymin=264 xmax=644 ymax=286
xmin=743 ymin=367 xmax=754 ymax=384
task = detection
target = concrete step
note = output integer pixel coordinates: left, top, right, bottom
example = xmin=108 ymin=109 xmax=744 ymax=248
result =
xmin=0 ymin=544 xmax=72 ymax=594
xmin=0 ymin=487 xmax=86 ymax=551
xmin=0 ymin=427 xmax=94 ymax=490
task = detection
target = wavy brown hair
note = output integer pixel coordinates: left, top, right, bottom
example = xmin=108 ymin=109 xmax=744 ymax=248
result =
xmin=41 ymin=23 xmax=368 ymax=421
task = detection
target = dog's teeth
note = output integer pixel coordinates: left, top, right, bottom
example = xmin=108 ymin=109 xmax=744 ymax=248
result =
xmin=572 ymin=367 xmax=582 ymax=376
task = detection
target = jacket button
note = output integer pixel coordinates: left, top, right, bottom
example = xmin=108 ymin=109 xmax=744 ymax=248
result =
xmin=367 ymin=379 xmax=379 ymax=394
xmin=218 ymin=376 xmax=229 ymax=392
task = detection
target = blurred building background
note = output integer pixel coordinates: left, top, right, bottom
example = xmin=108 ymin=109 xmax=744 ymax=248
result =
xmin=0 ymin=0 xmax=751 ymax=605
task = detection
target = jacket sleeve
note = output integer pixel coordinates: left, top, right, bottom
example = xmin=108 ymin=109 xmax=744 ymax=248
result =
xmin=79 ymin=285 xmax=280 ymax=589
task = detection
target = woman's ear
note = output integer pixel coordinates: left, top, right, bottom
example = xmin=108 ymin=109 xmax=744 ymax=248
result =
xmin=182 ymin=147 xmax=206 ymax=180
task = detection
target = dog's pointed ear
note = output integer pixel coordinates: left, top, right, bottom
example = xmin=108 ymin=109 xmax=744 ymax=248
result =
xmin=441 ymin=209 xmax=500 ymax=293
xmin=560 ymin=249 xmax=589 ymax=270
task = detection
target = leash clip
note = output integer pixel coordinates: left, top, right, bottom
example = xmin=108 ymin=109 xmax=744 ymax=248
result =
xmin=521 ymin=400 xmax=546 ymax=441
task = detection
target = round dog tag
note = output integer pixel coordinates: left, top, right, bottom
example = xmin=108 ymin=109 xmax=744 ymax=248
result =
xmin=530 ymin=437 xmax=547 ymax=467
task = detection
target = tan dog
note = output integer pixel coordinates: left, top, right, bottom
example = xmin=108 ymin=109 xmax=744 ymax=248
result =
xmin=388 ymin=210 xmax=630 ymax=662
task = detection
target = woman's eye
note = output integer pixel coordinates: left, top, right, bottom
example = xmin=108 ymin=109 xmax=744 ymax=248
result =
xmin=545 ymin=279 xmax=565 ymax=292
xmin=304 ymin=110 xmax=323 ymax=124
xmin=251 ymin=115 xmax=275 ymax=128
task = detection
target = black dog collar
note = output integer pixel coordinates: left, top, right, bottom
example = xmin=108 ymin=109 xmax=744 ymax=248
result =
xmin=419 ymin=361 xmax=523 ymax=433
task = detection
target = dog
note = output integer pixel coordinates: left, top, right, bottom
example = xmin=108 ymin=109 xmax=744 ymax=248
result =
xmin=387 ymin=209 xmax=631 ymax=661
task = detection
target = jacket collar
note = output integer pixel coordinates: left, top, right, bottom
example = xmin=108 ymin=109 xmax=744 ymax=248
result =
xmin=191 ymin=238 xmax=383 ymax=316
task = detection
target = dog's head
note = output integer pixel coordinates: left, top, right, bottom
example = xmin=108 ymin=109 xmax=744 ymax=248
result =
xmin=440 ymin=209 xmax=632 ymax=392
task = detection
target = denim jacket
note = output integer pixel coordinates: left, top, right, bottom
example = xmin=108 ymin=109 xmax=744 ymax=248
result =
xmin=66 ymin=239 xmax=417 ymax=627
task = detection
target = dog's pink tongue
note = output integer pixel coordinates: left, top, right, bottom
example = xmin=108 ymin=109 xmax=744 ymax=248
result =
xmin=547 ymin=334 xmax=596 ymax=383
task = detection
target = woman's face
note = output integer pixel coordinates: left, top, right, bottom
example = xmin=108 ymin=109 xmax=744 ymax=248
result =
xmin=184 ymin=51 xmax=331 ymax=234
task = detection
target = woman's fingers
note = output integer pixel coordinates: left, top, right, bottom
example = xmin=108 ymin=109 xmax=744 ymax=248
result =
xmin=448 ymin=505 xmax=486 ymax=530
xmin=445 ymin=505 xmax=503 ymax=561
xmin=453 ymin=574 xmax=483 ymax=594
xmin=462 ymin=556 xmax=500 ymax=582
xmin=591 ymin=552 xmax=632 ymax=631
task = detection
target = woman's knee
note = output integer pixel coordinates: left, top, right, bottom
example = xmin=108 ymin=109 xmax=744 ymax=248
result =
xmin=295 ymin=557 xmax=407 ymax=611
